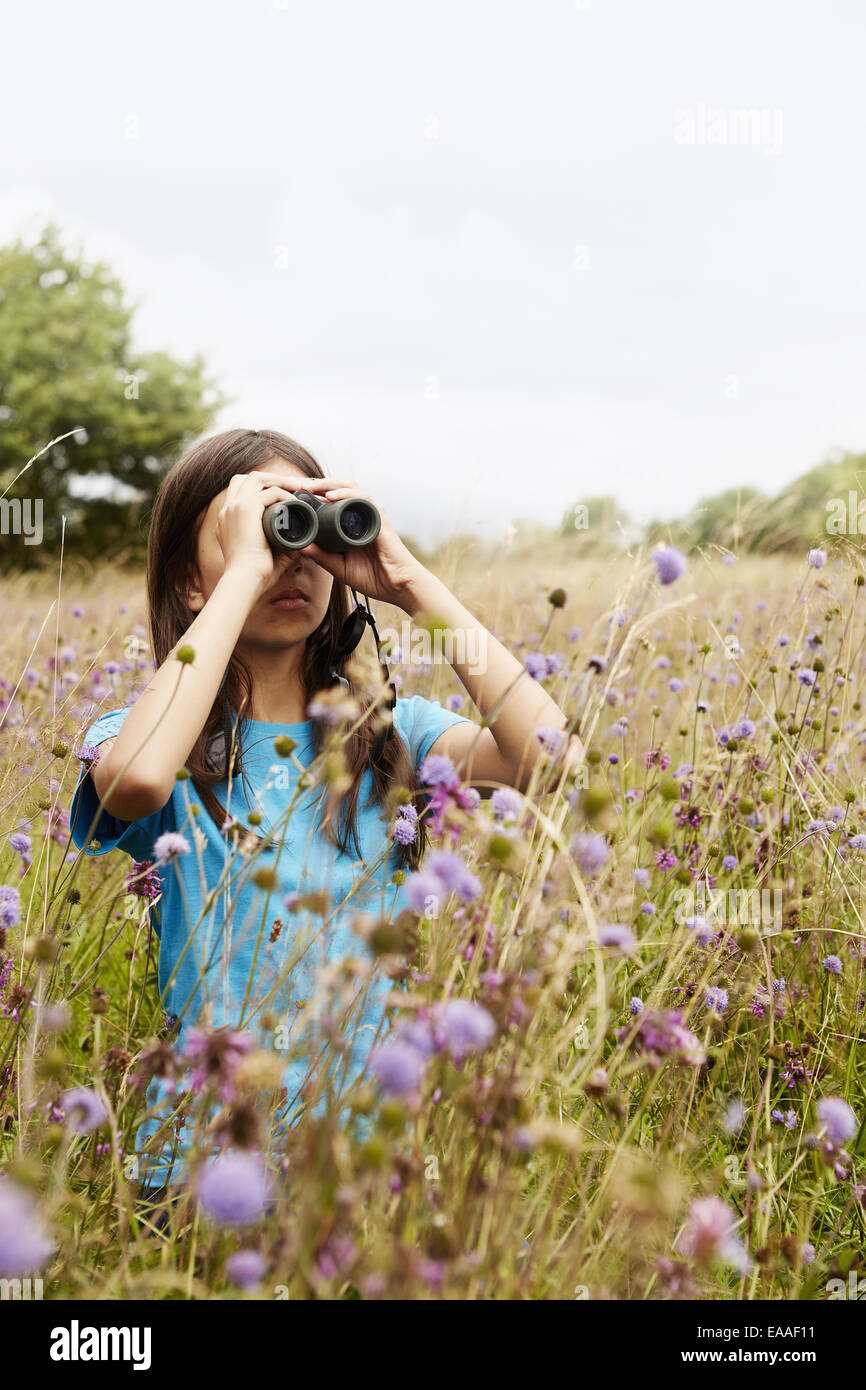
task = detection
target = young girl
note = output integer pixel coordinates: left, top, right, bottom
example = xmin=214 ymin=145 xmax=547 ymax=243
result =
xmin=70 ymin=427 xmax=579 ymax=1192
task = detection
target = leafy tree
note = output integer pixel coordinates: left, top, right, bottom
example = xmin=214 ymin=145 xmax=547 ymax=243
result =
xmin=0 ymin=222 xmax=227 ymax=566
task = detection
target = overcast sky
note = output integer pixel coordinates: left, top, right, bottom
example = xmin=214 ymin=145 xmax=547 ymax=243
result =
xmin=2 ymin=0 xmax=865 ymax=541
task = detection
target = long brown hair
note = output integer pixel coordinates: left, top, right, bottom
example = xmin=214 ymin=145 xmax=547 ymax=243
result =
xmin=145 ymin=427 xmax=425 ymax=867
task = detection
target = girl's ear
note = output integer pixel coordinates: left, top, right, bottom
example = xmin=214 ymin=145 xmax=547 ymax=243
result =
xmin=180 ymin=563 xmax=205 ymax=613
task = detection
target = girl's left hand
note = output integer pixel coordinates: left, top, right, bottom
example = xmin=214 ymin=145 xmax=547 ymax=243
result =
xmin=270 ymin=474 xmax=426 ymax=607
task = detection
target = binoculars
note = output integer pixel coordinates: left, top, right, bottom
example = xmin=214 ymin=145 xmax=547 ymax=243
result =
xmin=262 ymin=489 xmax=381 ymax=554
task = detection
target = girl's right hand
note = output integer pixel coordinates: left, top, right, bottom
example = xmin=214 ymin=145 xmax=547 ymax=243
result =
xmin=215 ymin=472 xmax=295 ymax=595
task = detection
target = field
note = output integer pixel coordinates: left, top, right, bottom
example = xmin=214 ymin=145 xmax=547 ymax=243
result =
xmin=1 ymin=539 xmax=865 ymax=1300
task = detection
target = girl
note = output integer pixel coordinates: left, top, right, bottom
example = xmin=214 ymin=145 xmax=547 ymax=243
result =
xmin=70 ymin=428 xmax=579 ymax=1192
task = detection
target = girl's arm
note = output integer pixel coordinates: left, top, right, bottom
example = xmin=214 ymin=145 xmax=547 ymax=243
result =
xmin=90 ymin=474 xmax=296 ymax=821
xmin=400 ymin=569 xmax=582 ymax=792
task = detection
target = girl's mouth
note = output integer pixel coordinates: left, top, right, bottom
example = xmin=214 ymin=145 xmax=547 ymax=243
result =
xmin=268 ymin=587 xmax=310 ymax=611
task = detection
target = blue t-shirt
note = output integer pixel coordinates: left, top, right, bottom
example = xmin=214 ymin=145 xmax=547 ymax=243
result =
xmin=69 ymin=695 xmax=470 ymax=1186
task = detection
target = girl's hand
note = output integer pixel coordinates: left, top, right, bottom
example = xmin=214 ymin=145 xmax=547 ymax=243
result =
xmin=215 ymin=471 xmax=301 ymax=597
xmin=244 ymin=472 xmax=427 ymax=607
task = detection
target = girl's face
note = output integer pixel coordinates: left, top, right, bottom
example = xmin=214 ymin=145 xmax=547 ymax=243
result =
xmin=187 ymin=458 xmax=335 ymax=648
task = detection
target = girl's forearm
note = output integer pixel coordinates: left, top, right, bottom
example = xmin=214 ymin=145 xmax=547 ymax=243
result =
xmin=401 ymin=569 xmax=573 ymax=767
xmin=97 ymin=567 xmax=262 ymax=816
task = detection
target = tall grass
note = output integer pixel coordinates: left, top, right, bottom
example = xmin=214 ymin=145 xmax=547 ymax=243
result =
xmin=1 ymin=542 xmax=865 ymax=1299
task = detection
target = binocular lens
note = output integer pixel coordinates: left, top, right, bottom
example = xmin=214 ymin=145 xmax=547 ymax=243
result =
xmin=339 ymin=502 xmax=376 ymax=542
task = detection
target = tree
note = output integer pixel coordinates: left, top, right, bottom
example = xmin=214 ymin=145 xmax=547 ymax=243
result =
xmin=0 ymin=222 xmax=227 ymax=566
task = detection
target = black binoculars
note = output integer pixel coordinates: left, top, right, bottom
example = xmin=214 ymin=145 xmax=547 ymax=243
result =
xmin=262 ymin=490 xmax=381 ymax=554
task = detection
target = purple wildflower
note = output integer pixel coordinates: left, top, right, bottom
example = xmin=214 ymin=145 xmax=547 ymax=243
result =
xmin=60 ymin=1087 xmax=108 ymax=1134
xmin=370 ymin=1039 xmax=427 ymax=1096
xmin=226 ymin=1248 xmax=266 ymax=1290
xmin=571 ymin=832 xmax=610 ymax=878
xmin=653 ymin=546 xmax=688 ymax=586
xmin=816 ymin=1097 xmax=857 ymax=1148
xmin=434 ymin=999 xmax=496 ymax=1058
xmin=0 ymin=1179 xmax=53 ymax=1275
xmin=197 ymin=1151 xmax=271 ymax=1227
xmin=152 ymin=832 xmax=191 ymax=864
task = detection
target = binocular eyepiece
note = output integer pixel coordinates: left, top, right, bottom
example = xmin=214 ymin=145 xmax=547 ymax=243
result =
xmin=262 ymin=489 xmax=381 ymax=554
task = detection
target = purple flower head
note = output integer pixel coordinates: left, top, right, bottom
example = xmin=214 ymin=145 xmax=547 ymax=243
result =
xmin=653 ymin=546 xmax=688 ymax=586
xmin=152 ymin=832 xmax=191 ymax=864
xmin=807 ymin=548 xmax=827 ymax=569
xmin=9 ymin=832 xmax=32 ymax=866
xmin=226 ymin=1248 xmax=266 ymax=1290
xmin=426 ymin=850 xmax=481 ymax=904
xmin=76 ymin=743 xmax=100 ymax=769
xmin=598 ymin=923 xmax=635 ymax=954
xmin=681 ymin=1196 xmax=749 ymax=1270
xmin=816 ymin=1097 xmax=857 ymax=1148
xmin=434 ymin=999 xmax=496 ymax=1058
xmin=370 ymin=1039 xmax=427 ymax=1096
xmin=393 ymin=816 xmax=418 ymax=846
xmin=633 ymin=868 xmax=650 ymax=888
xmin=722 ymin=855 xmax=738 ymax=871
xmin=491 ymin=788 xmax=523 ymax=824
xmin=396 ymin=1019 xmax=435 ymax=1059
xmin=197 ymin=1151 xmax=271 ymax=1227
xmin=848 ymin=834 xmax=866 ymax=851
xmin=571 ymin=832 xmax=610 ymax=878
xmin=801 ymin=1242 xmax=815 ymax=1267
xmin=797 ymin=669 xmax=817 ymax=687
xmin=822 ymin=955 xmax=843 ymax=976
xmin=0 ymin=885 xmax=21 ymax=928
xmin=524 ymin=653 xmax=549 ymax=681
xmin=705 ymin=986 xmax=729 ymax=1015
xmin=0 ymin=1179 xmax=54 ymax=1276
xmin=405 ymin=869 xmax=442 ymax=916
xmin=60 ymin=1086 xmax=108 ymax=1135
xmin=419 ymin=754 xmax=460 ymax=791
xmin=628 ymin=997 xmax=644 ymax=1016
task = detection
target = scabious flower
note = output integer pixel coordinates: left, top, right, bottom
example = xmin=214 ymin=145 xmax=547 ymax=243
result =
xmin=598 ymin=923 xmax=635 ymax=954
xmin=197 ymin=1151 xmax=271 ymax=1226
xmin=771 ymin=1108 xmax=797 ymax=1128
xmin=434 ymin=999 xmax=496 ymax=1058
xmin=226 ymin=1248 xmax=266 ymax=1291
xmin=60 ymin=1087 xmax=108 ymax=1134
xmin=653 ymin=546 xmax=688 ymax=586
xmin=9 ymin=832 xmax=32 ymax=870
xmin=816 ymin=1097 xmax=857 ymax=1148
xmin=633 ymin=868 xmax=650 ymax=888
xmin=822 ymin=955 xmax=843 ymax=976
xmin=705 ymin=986 xmax=729 ymax=1014
xmin=571 ymin=832 xmax=610 ymax=878
xmin=491 ymin=788 xmax=523 ymax=824
xmin=152 ymin=832 xmax=191 ymax=864
xmin=848 ymin=834 xmax=866 ymax=851
xmin=797 ymin=669 xmax=817 ymax=687
xmin=628 ymin=997 xmax=644 ymax=1016
xmin=617 ymin=1008 xmax=705 ymax=1067
xmin=0 ymin=1179 xmax=54 ymax=1275
xmin=721 ymin=854 xmax=738 ymax=871
xmin=0 ymin=884 xmax=21 ymax=928
xmin=807 ymin=548 xmax=827 ymax=569
xmin=393 ymin=813 xmax=418 ymax=846
xmin=76 ymin=743 xmax=100 ymax=769
xmin=370 ymin=1039 xmax=427 ymax=1096
xmin=681 ymin=1196 xmax=749 ymax=1269
xmin=418 ymin=754 xmax=460 ymax=792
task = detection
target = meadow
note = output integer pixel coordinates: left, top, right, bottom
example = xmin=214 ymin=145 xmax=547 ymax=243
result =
xmin=1 ymin=536 xmax=865 ymax=1300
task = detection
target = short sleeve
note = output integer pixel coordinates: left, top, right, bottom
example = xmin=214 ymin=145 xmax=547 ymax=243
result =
xmin=392 ymin=694 xmax=473 ymax=773
xmin=69 ymin=707 xmax=171 ymax=860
